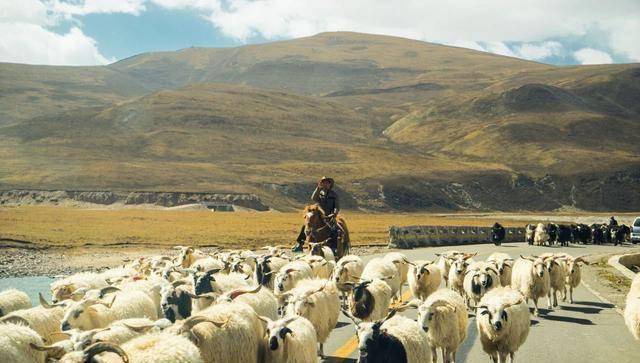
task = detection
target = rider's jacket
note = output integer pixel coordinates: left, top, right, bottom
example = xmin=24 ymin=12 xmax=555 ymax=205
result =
xmin=311 ymin=187 xmax=340 ymax=216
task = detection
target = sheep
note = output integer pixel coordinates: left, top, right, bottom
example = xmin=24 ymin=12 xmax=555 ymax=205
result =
xmin=511 ymin=256 xmax=551 ymax=316
xmin=175 ymin=246 xmax=209 ymax=268
xmin=540 ymin=254 xmax=566 ymax=307
xmin=525 ymin=224 xmax=535 ymax=245
xmin=190 ymin=270 xmax=250 ymax=312
xmin=435 ymin=251 xmax=462 ymax=287
xmin=50 ymin=272 xmax=108 ymax=302
xmin=557 ymin=254 xmax=588 ymax=303
xmin=160 ymin=281 xmax=194 ymax=322
xmin=255 ymin=255 xmax=290 ymax=289
xmin=383 ymin=252 xmax=412 ymax=301
xmin=58 ymin=332 xmax=204 ymax=363
xmin=302 ymin=254 xmax=334 ymax=279
xmin=332 ymin=255 xmax=365 ymax=294
xmin=60 ymin=290 xmax=158 ymax=331
xmin=168 ymin=302 xmax=264 ymax=363
xmin=344 ymin=309 xmax=432 ymax=363
xmin=259 ymin=315 xmax=318 ymax=363
xmin=624 ymin=273 xmax=640 ymax=340
xmin=273 ymin=261 xmax=314 ymax=296
xmin=0 ymin=323 xmax=46 ymax=363
xmin=284 ymin=279 xmax=340 ymax=357
xmin=1 ymin=304 xmax=66 ymax=344
xmin=192 ymin=257 xmax=227 ymax=273
xmin=413 ymin=288 xmax=467 ymax=363
xmin=463 ymin=261 xmax=501 ymax=308
xmin=347 ymin=279 xmax=392 ymax=322
xmin=85 ymin=318 xmax=168 ymax=347
xmin=476 ymin=287 xmax=530 ymax=363
xmin=362 ymin=257 xmax=401 ymax=302
xmin=309 ymin=241 xmax=336 ymax=262
xmin=216 ymin=284 xmax=279 ymax=320
xmin=447 ymin=253 xmax=476 ymax=299
xmin=487 ymin=253 xmax=513 ymax=287
xmin=534 ymin=223 xmax=548 ymax=246
xmin=407 ymin=260 xmax=442 ymax=301
xmin=0 ymin=288 xmax=31 ymax=317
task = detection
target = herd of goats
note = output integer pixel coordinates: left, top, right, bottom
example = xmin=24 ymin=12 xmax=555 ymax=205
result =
xmin=1 ymin=241 xmax=639 ymax=363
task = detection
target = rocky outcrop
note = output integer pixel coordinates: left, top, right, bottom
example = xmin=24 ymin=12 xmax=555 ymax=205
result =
xmin=0 ymin=190 xmax=269 ymax=211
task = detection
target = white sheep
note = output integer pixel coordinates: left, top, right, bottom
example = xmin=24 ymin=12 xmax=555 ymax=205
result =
xmin=1 ymin=304 xmax=66 ymax=344
xmin=302 ymin=254 xmax=334 ymax=279
xmin=347 ymin=279 xmax=392 ymax=322
xmin=624 ymin=273 xmax=640 ymax=340
xmin=416 ymin=288 xmax=468 ymax=363
xmin=273 ymin=260 xmax=313 ymax=296
xmin=0 ymin=322 xmax=46 ymax=363
xmin=255 ymin=255 xmax=290 ymax=289
xmin=284 ymin=279 xmax=340 ymax=357
xmin=476 ymin=287 xmax=530 ymax=363
xmin=511 ymin=256 xmax=551 ymax=316
xmin=216 ymin=285 xmax=279 ymax=320
xmin=534 ymin=223 xmax=548 ymax=246
xmin=463 ymin=261 xmax=501 ymax=308
xmin=557 ymin=254 xmax=588 ymax=303
xmin=447 ymin=253 xmax=476 ymax=300
xmin=190 ymin=270 xmax=250 ymax=312
xmin=407 ymin=260 xmax=442 ymax=301
xmin=540 ymin=254 xmax=566 ymax=308
xmin=169 ymin=302 xmax=264 ymax=363
xmin=259 ymin=315 xmax=318 ymax=363
xmin=362 ymin=257 xmax=401 ymax=301
xmin=435 ymin=250 xmax=463 ymax=287
xmin=58 ymin=332 xmax=204 ymax=363
xmin=174 ymin=246 xmax=209 ymax=268
xmin=333 ymin=255 xmax=365 ymax=293
xmin=0 ymin=288 xmax=31 ymax=317
xmin=60 ymin=290 xmax=158 ymax=331
xmin=344 ymin=309 xmax=432 ymax=363
xmin=308 ymin=242 xmax=336 ymax=262
xmin=383 ymin=252 xmax=412 ymax=301
xmin=486 ymin=253 xmax=513 ymax=287
xmin=50 ymin=272 xmax=108 ymax=302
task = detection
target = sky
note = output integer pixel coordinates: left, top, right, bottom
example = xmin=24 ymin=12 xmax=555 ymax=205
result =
xmin=0 ymin=0 xmax=639 ymax=66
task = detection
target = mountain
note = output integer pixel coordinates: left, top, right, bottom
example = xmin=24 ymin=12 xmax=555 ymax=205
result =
xmin=1 ymin=32 xmax=639 ymax=211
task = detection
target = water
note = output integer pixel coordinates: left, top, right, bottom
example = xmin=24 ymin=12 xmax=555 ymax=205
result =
xmin=0 ymin=276 xmax=54 ymax=306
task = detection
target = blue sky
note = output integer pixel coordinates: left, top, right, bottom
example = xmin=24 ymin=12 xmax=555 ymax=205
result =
xmin=1 ymin=1 xmax=638 ymax=66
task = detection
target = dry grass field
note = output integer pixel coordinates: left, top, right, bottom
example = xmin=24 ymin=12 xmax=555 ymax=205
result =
xmin=0 ymin=206 xmax=537 ymax=249
xmin=1 ymin=206 xmax=635 ymax=250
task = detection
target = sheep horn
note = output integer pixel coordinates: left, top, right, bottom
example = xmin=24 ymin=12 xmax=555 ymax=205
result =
xmin=83 ymin=342 xmax=129 ymax=363
xmin=228 ymin=285 xmax=262 ymax=300
xmin=574 ymin=257 xmax=589 ymax=264
xmin=0 ymin=315 xmax=30 ymax=327
xmin=204 ymin=268 xmax=222 ymax=275
xmin=341 ymin=308 xmax=360 ymax=327
xmin=285 ymin=268 xmax=299 ymax=275
xmin=39 ymin=293 xmax=54 ymax=308
xmin=99 ymin=286 xmax=120 ymax=298
xmin=257 ymin=315 xmax=273 ymax=325
xmin=172 ymin=280 xmax=189 ymax=288
xmin=380 ymin=308 xmax=397 ymax=324
xmin=121 ymin=322 xmax=156 ymax=333
xmin=401 ymin=257 xmax=416 ymax=266
xmin=29 ymin=343 xmax=67 ymax=359
xmin=182 ymin=315 xmax=228 ymax=331
xmin=395 ymin=299 xmax=421 ymax=312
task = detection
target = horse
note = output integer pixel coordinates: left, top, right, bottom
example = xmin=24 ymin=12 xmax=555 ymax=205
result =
xmin=302 ymin=204 xmax=350 ymax=260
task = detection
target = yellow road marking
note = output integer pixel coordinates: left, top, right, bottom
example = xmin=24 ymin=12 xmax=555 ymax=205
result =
xmin=331 ymin=289 xmax=413 ymax=360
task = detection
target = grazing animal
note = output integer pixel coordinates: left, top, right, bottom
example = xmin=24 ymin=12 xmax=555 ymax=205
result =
xmin=556 ymin=225 xmax=572 ymax=247
xmin=0 ymin=288 xmax=31 ymax=317
xmin=255 ymin=255 xmax=289 ymax=289
xmin=344 ymin=309 xmax=432 ymax=363
xmin=348 ymin=279 xmax=392 ymax=322
xmin=435 ymin=251 xmax=462 ymax=287
xmin=407 ymin=260 xmax=442 ymax=301
xmin=463 ymin=261 xmax=501 ymax=309
xmin=511 ymin=256 xmax=551 ymax=316
xmin=540 ymin=254 xmax=565 ymax=308
xmin=448 ymin=254 xmax=476 ymax=300
xmin=533 ymin=223 xmax=549 ymax=246
xmin=524 ymin=224 xmax=535 ymax=245
xmin=491 ymin=223 xmax=506 ymax=246
xmin=383 ymin=252 xmax=412 ymax=301
xmin=546 ymin=223 xmax=558 ymax=245
xmin=624 ymin=273 xmax=640 ymax=340
xmin=476 ymin=287 xmax=530 ymax=363
xmin=0 ymin=323 xmax=46 ymax=363
xmin=333 ymin=255 xmax=365 ymax=306
xmin=557 ymin=254 xmax=588 ymax=303
xmin=260 ymin=316 xmax=318 ymax=363
xmin=1 ymin=304 xmax=66 ymax=344
xmin=486 ymin=253 xmax=513 ymax=287
xmin=362 ymin=258 xmax=401 ymax=302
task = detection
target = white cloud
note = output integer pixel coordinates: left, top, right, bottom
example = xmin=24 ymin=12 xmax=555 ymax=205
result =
xmin=515 ymin=41 xmax=563 ymax=61
xmin=0 ymin=23 xmax=113 ymax=65
xmin=50 ymin=0 xmax=147 ymax=16
xmin=573 ymin=48 xmax=614 ymax=65
xmin=0 ymin=0 xmax=52 ymax=25
xmin=149 ymin=0 xmax=639 ymax=62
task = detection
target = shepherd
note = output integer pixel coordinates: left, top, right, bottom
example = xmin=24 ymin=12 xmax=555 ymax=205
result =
xmin=292 ymin=177 xmax=349 ymax=257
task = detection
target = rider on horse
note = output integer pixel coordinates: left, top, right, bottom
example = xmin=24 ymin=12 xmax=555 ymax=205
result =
xmin=293 ymin=176 xmax=340 ymax=252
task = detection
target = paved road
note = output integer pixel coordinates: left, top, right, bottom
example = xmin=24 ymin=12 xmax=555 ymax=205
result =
xmin=321 ymin=242 xmax=640 ymax=363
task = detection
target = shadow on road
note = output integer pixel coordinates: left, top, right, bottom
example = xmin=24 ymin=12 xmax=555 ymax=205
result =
xmin=574 ymin=301 xmax=615 ymax=309
xmin=335 ymin=321 xmax=351 ymax=329
xmin=530 ymin=319 xmax=540 ymax=326
xmin=323 ymin=357 xmax=357 ymax=363
xmin=560 ymin=305 xmax=603 ymax=314
xmin=542 ymin=314 xmax=594 ymax=325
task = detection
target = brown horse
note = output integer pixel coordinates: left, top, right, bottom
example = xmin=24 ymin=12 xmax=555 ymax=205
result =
xmin=303 ymin=204 xmax=350 ymax=259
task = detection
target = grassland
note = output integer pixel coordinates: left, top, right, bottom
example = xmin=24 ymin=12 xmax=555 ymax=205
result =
xmin=0 ymin=206 xmax=541 ymax=249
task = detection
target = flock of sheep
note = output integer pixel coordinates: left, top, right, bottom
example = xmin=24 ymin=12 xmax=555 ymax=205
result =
xmin=525 ymin=222 xmax=631 ymax=246
xmin=0 ymin=243 xmax=639 ymax=363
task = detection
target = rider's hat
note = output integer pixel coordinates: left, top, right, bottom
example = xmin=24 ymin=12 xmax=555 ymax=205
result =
xmin=319 ymin=176 xmax=335 ymax=188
